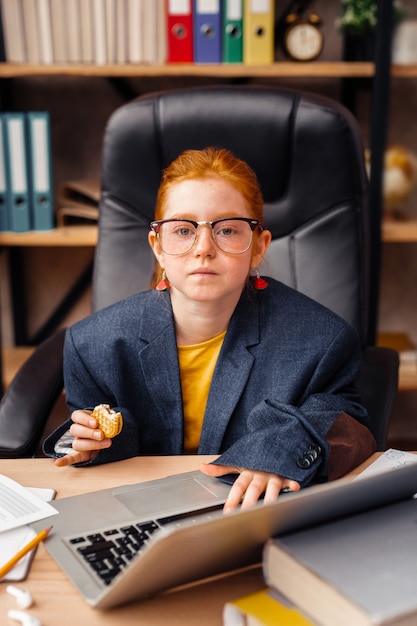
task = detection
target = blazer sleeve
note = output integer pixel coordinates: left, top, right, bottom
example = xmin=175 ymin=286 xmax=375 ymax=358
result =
xmin=211 ymin=323 xmax=376 ymax=486
xmin=42 ymin=326 xmax=141 ymax=465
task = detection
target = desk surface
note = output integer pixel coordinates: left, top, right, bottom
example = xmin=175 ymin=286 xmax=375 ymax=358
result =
xmin=0 ymin=454 xmax=378 ymax=625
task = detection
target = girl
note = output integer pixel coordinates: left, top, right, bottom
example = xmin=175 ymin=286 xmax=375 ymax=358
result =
xmin=44 ymin=147 xmax=376 ymax=511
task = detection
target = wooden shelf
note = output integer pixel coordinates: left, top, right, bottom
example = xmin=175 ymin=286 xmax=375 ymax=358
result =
xmin=378 ymin=332 xmax=417 ymax=391
xmin=0 ymin=225 xmax=98 ymax=247
xmin=2 ymin=346 xmax=34 ymax=388
xmin=399 ymin=365 xmax=417 ymax=391
xmin=0 ymin=61 xmax=416 ymax=80
xmin=382 ymin=215 xmax=417 ymax=243
xmin=0 ymin=61 xmax=377 ymax=79
xmin=391 ymin=64 xmax=417 ymax=78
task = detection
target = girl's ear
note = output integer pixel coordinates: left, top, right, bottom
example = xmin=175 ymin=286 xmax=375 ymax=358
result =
xmin=251 ymin=229 xmax=272 ymax=267
xmin=148 ymin=230 xmax=164 ymax=265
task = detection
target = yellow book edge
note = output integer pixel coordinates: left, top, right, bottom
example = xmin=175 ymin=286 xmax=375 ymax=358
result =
xmin=223 ymin=588 xmax=314 ymax=625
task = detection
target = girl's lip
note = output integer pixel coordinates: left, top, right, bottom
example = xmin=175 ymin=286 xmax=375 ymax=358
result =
xmin=191 ymin=269 xmax=217 ymax=275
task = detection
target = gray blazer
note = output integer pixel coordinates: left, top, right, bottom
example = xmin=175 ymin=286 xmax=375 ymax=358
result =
xmin=43 ymin=278 xmax=374 ymax=486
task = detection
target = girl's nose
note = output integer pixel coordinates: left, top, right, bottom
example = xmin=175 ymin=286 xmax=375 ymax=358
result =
xmin=193 ymin=224 xmax=216 ymax=255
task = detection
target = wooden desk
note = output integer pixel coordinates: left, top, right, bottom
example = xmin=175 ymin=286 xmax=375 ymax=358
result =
xmin=0 ymin=454 xmax=379 ymax=625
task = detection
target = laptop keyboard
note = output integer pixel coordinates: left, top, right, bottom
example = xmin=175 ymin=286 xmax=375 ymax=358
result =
xmin=67 ymin=504 xmax=224 ymax=587
xmin=68 ymin=520 xmax=160 ymax=586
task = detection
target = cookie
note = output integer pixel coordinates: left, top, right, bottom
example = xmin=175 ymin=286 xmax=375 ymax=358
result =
xmin=92 ymin=404 xmax=123 ymax=438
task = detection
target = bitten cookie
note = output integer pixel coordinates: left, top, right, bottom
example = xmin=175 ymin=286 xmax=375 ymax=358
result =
xmin=92 ymin=404 xmax=123 ymax=438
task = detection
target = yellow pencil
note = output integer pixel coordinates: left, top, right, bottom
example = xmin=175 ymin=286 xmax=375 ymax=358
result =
xmin=0 ymin=526 xmax=53 ymax=579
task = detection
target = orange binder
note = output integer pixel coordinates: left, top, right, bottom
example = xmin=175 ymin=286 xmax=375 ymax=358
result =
xmin=243 ymin=0 xmax=274 ymax=65
xmin=166 ymin=0 xmax=193 ymax=63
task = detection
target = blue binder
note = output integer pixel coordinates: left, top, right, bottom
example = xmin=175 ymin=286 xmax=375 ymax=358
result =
xmin=25 ymin=111 xmax=54 ymax=231
xmin=193 ymin=0 xmax=222 ymax=64
xmin=0 ymin=115 xmax=10 ymax=231
xmin=3 ymin=112 xmax=31 ymax=232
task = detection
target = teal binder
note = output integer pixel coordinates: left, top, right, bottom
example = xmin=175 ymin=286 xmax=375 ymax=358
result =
xmin=3 ymin=112 xmax=31 ymax=232
xmin=222 ymin=0 xmax=243 ymax=63
xmin=0 ymin=115 xmax=10 ymax=231
xmin=25 ymin=111 xmax=54 ymax=231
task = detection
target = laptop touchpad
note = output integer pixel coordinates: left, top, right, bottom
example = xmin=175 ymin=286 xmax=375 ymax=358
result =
xmin=114 ymin=477 xmax=226 ymax=518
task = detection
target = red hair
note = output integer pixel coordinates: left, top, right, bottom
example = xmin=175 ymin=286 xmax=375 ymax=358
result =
xmin=150 ymin=147 xmax=264 ymax=288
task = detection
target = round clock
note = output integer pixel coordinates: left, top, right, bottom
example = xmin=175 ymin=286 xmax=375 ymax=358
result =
xmin=283 ymin=13 xmax=324 ymax=62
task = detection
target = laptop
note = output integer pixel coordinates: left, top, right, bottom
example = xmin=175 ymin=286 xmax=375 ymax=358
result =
xmin=31 ymin=462 xmax=417 ymax=610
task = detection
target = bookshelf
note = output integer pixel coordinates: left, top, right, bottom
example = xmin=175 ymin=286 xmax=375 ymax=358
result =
xmin=0 ymin=1 xmax=416 ymax=399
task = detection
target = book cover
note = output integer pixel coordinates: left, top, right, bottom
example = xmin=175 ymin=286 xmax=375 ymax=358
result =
xmin=36 ymin=0 xmax=54 ymax=64
xmin=166 ymin=0 xmax=193 ymax=63
xmin=127 ymin=0 xmax=143 ymax=63
xmin=0 ymin=115 xmax=9 ymax=230
xmin=92 ymin=0 xmax=107 ymax=65
xmin=21 ymin=0 xmax=41 ymax=64
xmin=193 ymin=0 xmax=222 ymax=64
xmin=222 ymin=0 xmax=243 ymax=64
xmin=3 ymin=112 xmax=31 ymax=232
xmin=0 ymin=0 xmax=6 ymax=61
xmin=25 ymin=111 xmax=54 ymax=231
xmin=56 ymin=178 xmax=99 ymax=225
xmin=263 ymin=497 xmax=417 ymax=626
xmin=243 ymin=0 xmax=274 ymax=65
xmin=50 ymin=0 xmax=68 ymax=63
xmin=223 ymin=587 xmax=315 ymax=625
xmin=80 ymin=0 xmax=94 ymax=64
xmin=1 ymin=0 xmax=26 ymax=63
xmin=105 ymin=0 xmax=117 ymax=64
xmin=143 ymin=0 xmax=167 ymax=64
xmin=65 ymin=0 xmax=82 ymax=63
xmin=115 ymin=0 xmax=128 ymax=63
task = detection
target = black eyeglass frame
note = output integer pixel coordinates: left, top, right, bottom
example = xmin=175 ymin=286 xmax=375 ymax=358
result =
xmin=149 ymin=217 xmax=264 ymax=255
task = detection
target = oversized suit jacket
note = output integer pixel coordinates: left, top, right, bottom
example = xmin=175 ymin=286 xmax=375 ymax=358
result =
xmin=43 ymin=278 xmax=376 ymax=486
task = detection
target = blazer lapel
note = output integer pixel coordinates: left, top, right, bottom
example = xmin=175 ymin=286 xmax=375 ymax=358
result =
xmin=138 ymin=293 xmax=184 ymax=452
xmin=198 ymin=292 xmax=260 ymax=453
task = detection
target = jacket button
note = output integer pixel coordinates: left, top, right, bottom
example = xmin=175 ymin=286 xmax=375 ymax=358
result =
xmin=296 ymin=444 xmax=322 ymax=469
xmin=297 ymin=456 xmax=311 ymax=469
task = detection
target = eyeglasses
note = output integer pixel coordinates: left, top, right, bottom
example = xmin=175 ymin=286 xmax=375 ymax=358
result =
xmin=149 ymin=217 xmax=263 ymax=255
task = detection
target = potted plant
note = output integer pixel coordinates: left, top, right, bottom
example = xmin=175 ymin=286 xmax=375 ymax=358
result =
xmin=336 ymin=0 xmax=407 ymax=37
xmin=336 ymin=0 xmax=407 ymax=60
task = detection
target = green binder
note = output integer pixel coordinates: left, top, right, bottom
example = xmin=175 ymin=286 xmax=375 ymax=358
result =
xmin=222 ymin=0 xmax=243 ymax=63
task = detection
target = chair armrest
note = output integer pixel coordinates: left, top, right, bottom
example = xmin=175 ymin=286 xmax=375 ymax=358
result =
xmin=357 ymin=346 xmax=399 ymax=451
xmin=0 ymin=329 xmax=66 ymax=458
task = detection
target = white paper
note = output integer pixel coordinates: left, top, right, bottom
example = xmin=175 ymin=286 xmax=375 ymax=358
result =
xmin=0 ymin=487 xmax=57 ymax=581
xmin=355 ymin=448 xmax=417 ymax=480
xmin=0 ymin=475 xmax=58 ymax=532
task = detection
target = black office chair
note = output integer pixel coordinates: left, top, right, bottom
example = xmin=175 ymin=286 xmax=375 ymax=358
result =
xmin=0 ymin=85 xmax=398 ymax=458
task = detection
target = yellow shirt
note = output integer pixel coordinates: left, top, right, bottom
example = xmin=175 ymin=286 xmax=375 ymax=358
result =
xmin=178 ymin=331 xmax=226 ymax=453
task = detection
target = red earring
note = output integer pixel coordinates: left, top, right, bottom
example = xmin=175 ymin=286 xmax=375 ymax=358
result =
xmin=253 ymin=269 xmax=268 ymax=290
xmin=156 ymin=270 xmax=170 ymax=291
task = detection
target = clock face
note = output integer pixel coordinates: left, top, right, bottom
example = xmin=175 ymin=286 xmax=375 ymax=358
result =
xmin=284 ymin=22 xmax=323 ymax=61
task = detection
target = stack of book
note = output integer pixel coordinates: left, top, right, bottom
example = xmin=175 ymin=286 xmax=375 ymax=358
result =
xmin=0 ymin=0 xmax=167 ymax=65
xmin=0 ymin=111 xmax=53 ymax=232
xmin=0 ymin=0 xmax=276 ymax=67
xmin=223 ymin=449 xmax=417 ymax=626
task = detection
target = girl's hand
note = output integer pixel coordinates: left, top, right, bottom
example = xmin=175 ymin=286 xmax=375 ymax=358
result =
xmin=200 ymin=463 xmax=300 ymax=512
xmin=54 ymin=409 xmax=112 ymax=467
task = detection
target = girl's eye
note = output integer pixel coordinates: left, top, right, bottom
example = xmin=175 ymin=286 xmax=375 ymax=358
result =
xmin=175 ymin=227 xmax=194 ymax=237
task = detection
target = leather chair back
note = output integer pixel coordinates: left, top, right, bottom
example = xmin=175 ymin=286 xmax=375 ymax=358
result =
xmin=94 ymin=85 xmax=370 ymax=346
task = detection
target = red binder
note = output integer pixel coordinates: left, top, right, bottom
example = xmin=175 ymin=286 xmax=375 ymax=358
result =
xmin=166 ymin=0 xmax=194 ymax=62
